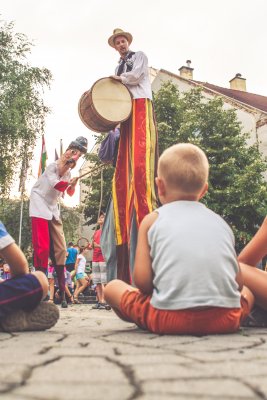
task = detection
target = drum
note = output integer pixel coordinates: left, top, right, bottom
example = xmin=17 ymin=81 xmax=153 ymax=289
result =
xmin=78 ymin=77 xmax=132 ymax=133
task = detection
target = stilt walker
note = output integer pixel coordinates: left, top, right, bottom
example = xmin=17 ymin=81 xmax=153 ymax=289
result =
xmin=29 ymin=137 xmax=88 ymax=307
xmin=102 ymin=29 xmax=158 ymax=283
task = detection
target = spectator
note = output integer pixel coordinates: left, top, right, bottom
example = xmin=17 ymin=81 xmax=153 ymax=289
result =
xmin=92 ymin=213 xmax=111 ymax=310
xmin=65 ymin=241 xmax=78 ymax=273
xmin=0 ymin=220 xmax=59 ymax=331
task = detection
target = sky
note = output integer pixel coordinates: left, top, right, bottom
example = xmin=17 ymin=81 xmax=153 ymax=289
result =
xmin=2 ymin=0 xmax=267 ymax=206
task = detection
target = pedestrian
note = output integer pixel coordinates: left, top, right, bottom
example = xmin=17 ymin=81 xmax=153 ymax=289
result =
xmin=65 ymin=241 xmax=78 ymax=272
xmin=73 ymin=247 xmax=89 ymax=304
xmin=0 ymin=220 xmax=59 ymax=331
xmin=92 ymin=213 xmax=110 ymax=310
xmin=104 ymin=143 xmax=254 ymax=335
xmin=29 ymin=136 xmax=87 ymax=308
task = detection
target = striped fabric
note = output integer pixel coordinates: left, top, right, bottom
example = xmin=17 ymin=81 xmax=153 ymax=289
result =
xmin=112 ymin=98 xmax=158 ymax=283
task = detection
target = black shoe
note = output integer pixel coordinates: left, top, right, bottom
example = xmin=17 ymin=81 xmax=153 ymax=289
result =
xmin=61 ymin=300 xmax=68 ymax=308
xmin=242 ymin=305 xmax=267 ymax=327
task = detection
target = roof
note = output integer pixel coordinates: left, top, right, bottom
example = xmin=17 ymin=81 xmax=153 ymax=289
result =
xmin=193 ymin=81 xmax=267 ymax=114
xmin=156 ymin=69 xmax=267 ymax=114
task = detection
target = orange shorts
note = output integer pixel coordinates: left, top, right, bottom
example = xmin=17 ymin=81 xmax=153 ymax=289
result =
xmin=120 ymin=290 xmax=250 ymax=335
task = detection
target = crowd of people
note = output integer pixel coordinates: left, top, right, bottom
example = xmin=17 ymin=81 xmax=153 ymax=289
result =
xmin=0 ymin=28 xmax=267 ymax=334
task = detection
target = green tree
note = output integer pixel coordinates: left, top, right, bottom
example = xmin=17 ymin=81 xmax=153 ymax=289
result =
xmin=82 ymin=149 xmax=114 ymax=226
xmin=154 ymin=82 xmax=267 ymax=251
xmin=61 ymin=204 xmax=81 ymax=244
xmin=0 ymin=198 xmax=31 ymax=256
xmin=0 ymin=20 xmax=52 ymax=196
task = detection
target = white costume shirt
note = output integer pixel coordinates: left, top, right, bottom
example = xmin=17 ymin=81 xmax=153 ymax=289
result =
xmin=116 ymin=51 xmax=152 ymax=100
xmin=29 ymin=162 xmax=71 ymax=221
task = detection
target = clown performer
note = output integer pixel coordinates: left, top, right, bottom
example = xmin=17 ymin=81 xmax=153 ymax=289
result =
xmin=102 ymin=29 xmax=158 ymax=284
xmin=29 ymin=136 xmax=88 ymax=308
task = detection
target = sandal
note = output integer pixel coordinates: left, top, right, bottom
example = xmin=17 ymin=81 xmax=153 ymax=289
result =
xmin=66 ymin=294 xmax=74 ymax=304
xmin=48 ymin=299 xmax=54 ymax=303
xmin=74 ymin=297 xmax=82 ymax=304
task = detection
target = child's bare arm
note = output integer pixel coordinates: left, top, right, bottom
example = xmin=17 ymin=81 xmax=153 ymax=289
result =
xmin=0 ymin=243 xmax=28 ymax=277
xmin=235 ymin=261 xmax=243 ymax=291
xmin=133 ymin=212 xmax=158 ymax=294
xmin=238 ymin=217 xmax=267 ymax=266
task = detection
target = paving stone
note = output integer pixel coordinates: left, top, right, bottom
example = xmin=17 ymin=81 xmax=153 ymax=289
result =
xmin=0 ymin=305 xmax=267 ymax=400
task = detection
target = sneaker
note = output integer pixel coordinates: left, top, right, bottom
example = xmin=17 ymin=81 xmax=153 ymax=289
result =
xmin=242 ymin=305 xmax=267 ymax=327
xmin=92 ymin=303 xmax=100 ymax=309
xmin=0 ymin=302 xmax=60 ymax=332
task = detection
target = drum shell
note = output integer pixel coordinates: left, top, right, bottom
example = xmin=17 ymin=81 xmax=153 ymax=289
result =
xmin=78 ymin=78 xmax=132 ymax=133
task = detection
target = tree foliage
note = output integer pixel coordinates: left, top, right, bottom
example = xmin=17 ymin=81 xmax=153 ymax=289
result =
xmin=154 ymin=82 xmax=267 ymax=251
xmin=82 ymin=134 xmax=114 ymax=225
xmin=0 ymin=20 xmax=52 ymax=196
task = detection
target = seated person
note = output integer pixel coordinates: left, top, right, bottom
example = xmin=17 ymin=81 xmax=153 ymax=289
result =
xmin=104 ymin=143 xmax=254 ymax=335
xmin=0 ymin=221 xmax=59 ymax=332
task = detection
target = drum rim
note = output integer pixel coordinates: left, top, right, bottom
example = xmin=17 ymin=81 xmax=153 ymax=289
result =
xmin=78 ymin=77 xmax=133 ymax=133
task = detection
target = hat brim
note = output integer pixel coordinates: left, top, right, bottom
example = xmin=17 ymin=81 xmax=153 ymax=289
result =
xmin=108 ymin=32 xmax=133 ymax=48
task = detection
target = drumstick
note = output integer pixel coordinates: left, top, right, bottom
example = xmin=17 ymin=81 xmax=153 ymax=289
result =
xmin=77 ymin=164 xmax=106 ymax=180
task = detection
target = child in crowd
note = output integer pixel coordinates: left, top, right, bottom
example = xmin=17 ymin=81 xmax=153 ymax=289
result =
xmin=92 ymin=213 xmax=110 ymax=310
xmin=73 ymin=247 xmax=89 ymax=303
xmin=47 ymin=259 xmax=55 ymax=303
xmin=65 ymin=242 xmax=78 ymax=272
xmin=104 ymin=143 xmax=255 ymax=335
xmin=0 ymin=221 xmax=59 ymax=332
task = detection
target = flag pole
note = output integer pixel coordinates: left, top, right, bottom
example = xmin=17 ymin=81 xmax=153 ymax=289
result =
xmin=18 ymin=154 xmax=27 ymax=248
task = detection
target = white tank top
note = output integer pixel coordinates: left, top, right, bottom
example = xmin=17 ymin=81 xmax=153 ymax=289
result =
xmin=148 ymin=201 xmax=241 ymax=310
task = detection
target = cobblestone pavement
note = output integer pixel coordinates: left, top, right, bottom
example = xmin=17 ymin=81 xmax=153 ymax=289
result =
xmin=1 ymin=304 xmax=267 ymax=400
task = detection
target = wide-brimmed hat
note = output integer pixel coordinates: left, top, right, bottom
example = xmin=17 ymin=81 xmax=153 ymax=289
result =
xmin=108 ymin=28 xmax=133 ymax=48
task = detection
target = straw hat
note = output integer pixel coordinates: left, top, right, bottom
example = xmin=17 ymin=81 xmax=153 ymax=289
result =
xmin=108 ymin=28 xmax=133 ymax=48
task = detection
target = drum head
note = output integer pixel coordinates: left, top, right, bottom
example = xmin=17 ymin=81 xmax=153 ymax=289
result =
xmin=92 ymin=78 xmax=132 ymax=122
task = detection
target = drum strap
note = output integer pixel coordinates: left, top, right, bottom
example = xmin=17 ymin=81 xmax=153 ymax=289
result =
xmin=116 ymin=52 xmax=135 ymax=76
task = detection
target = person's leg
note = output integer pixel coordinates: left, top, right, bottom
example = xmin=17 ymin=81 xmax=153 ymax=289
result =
xmin=240 ymin=263 xmax=267 ymax=310
xmin=96 ymin=283 xmax=104 ymax=303
xmin=75 ymin=278 xmax=87 ymax=297
xmin=31 ymin=217 xmax=50 ymax=274
xmin=48 ymin=278 xmax=55 ymax=302
xmin=0 ymin=272 xmax=59 ymax=332
xmin=31 ymin=271 xmax=49 ymax=300
xmin=104 ymin=279 xmax=137 ymax=321
xmin=49 ymin=218 xmax=67 ymax=307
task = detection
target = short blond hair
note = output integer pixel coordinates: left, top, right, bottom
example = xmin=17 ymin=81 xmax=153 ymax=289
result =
xmin=158 ymin=143 xmax=209 ymax=195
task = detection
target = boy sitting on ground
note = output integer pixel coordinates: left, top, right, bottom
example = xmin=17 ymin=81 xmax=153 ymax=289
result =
xmin=104 ymin=143 xmax=254 ymax=335
xmin=0 ymin=221 xmax=59 ymax=332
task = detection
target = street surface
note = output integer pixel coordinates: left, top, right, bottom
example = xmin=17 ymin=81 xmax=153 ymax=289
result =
xmin=1 ymin=305 xmax=267 ymax=400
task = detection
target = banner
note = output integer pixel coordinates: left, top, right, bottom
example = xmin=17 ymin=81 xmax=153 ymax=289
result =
xmin=38 ymin=134 xmax=47 ymax=177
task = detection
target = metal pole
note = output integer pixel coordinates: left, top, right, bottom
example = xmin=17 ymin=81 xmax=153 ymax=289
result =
xmin=18 ymin=195 xmax=24 ymax=248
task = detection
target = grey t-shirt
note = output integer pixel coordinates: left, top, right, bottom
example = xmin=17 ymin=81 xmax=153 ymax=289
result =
xmin=148 ymin=201 xmax=241 ymax=310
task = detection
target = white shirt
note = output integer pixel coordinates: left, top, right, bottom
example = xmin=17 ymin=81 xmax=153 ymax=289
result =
xmin=29 ymin=162 xmax=71 ymax=220
xmin=76 ymin=254 xmax=86 ymax=274
xmin=116 ymin=51 xmax=152 ymax=100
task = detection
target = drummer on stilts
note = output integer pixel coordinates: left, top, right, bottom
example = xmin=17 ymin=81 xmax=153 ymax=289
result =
xmin=102 ymin=28 xmax=158 ymax=283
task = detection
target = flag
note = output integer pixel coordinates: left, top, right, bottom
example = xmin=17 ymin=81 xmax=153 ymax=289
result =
xmin=38 ymin=134 xmax=47 ymax=177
